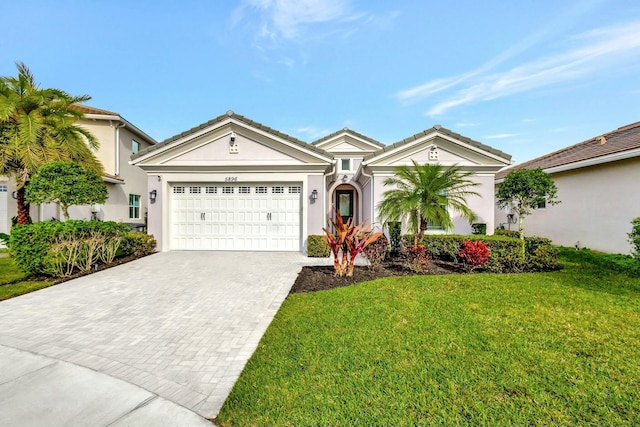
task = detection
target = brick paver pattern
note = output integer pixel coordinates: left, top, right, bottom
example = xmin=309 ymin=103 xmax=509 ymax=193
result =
xmin=0 ymin=252 xmax=319 ymax=419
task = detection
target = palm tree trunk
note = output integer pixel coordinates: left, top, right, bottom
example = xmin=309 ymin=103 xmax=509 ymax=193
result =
xmin=16 ymin=186 xmax=31 ymax=225
xmin=415 ymin=217 xmax=427 ymax=247
xmin=518 ymin=215 xmax=525 ymax=259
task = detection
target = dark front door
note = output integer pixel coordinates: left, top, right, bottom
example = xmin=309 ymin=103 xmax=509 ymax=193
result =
xmin=336 ymin=190 xmax=354 ymax=224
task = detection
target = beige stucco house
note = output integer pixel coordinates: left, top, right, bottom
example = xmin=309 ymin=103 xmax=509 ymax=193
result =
xmin=132 ymin=111 xmax=511 ymax=252
xmin=495 ymin=121 xmax=640 ymax=254
xmin=0 ymin=105 xmax=157 ymax=234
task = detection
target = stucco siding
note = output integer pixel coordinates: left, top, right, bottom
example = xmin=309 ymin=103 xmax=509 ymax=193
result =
xmin=496 ymin=158 xmax=639 ymax=254
xmin=307 ymin=174 xmax=325 ymax=235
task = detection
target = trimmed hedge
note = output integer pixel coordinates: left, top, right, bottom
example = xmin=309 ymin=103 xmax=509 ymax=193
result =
xmin=9 ymin=221 xmax=154 ymax=277
xmin=307 ymin=235 xmax=330 ymax=257
xmin=421 ymin=234 xmax=559 ymax=273
xmin=494 ymin=229 xmax=520 ymax=238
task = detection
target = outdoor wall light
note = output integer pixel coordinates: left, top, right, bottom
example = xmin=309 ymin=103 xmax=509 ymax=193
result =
xmin=311 ymin=189 xmax=318 ymax=200
xmin=230 ymin=132 xmax=236 ymax=143
xmin=342 ymin=174 xmax=348 ymax=182
xmin=149 ymin=189 xmax=157 ymax=203
xmin=11 ymin=191 xmax=18 ymax=200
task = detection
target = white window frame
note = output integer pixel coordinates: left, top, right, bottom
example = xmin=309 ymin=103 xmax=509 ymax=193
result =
xmin=132 ymin=140 xmax=140 ymax=154
xmin=129 ymin=194 xmax=141 ymax=219
xmin=339 ymin=158 xmax=352 ymax=172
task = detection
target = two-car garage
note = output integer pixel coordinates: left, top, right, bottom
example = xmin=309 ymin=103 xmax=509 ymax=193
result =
xmin=170 ymin=182 xmax=302 ymax=251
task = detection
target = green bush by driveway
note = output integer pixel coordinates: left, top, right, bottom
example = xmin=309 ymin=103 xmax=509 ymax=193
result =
xmin=217 ymin=248 xmax=640 ymax=427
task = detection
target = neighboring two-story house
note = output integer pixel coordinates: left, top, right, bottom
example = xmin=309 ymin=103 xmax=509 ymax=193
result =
xmin=0 ymin=105 xmax=157 ymax=234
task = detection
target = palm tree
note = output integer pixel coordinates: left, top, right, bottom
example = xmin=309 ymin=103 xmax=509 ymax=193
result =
xmin=0 ymin=62 xmax=102 ymax=224
xmin=378 ymin=160 xmax=480 ymax=246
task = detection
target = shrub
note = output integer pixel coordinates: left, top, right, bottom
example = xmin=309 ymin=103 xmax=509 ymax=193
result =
xmin=629 ymin=217 xmax=640 ymax=261
xmin=421 ymin=234 xmax=556 ymax=273
xmin=121 ymin=232 xmax=157 ymax=257
xmin=459 ymin=240 xmax=490 ymax=270
xmin=10 ymin=220 xmax=132 ymax=276
xmin=400 ymin=245 xmax=431 ymax=273
xmin=528 ymin=245 xmax=561 ymax=272
xmin=307 ymin=235 xmax=330 ymax=257
xmin=494 ymin=228 xmax=519 ymax=238
xmin=471 ymin=223 xmax=487 ymax=235
xmin=363 ymin=234 xmax=389 ymax=270
xmin=388 ymin=222 xmax=402 ymax=255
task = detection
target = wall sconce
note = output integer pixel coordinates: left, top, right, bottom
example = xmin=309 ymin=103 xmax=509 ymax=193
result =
xmin=11 ymin=191 xmax=18 ymax=200
xmin=149 ymin=189 xmax=157 ymax=203
xmin=230 ymin=132 xmax=236 ymax=143
xmin=311 ymin=189 xmax=318 ymax=200
xmin=341 ymin=174 xmax=348 ymax=182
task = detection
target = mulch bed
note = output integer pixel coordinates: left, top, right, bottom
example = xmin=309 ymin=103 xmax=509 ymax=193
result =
xmin=290 ymin=260 xmax=458 ymax=294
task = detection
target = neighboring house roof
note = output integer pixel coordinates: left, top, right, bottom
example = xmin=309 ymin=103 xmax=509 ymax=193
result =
xmin=311 ymin=127 xmax=385 ymax=148
xmin=103 ymin=173 xmax=125 ymax=184
xmin=72 ymin=104 xmax=119 ymax=116
xmin=72 ymin=104 xmax=157 ymax=145
xmin=496 ymin=121 xmax=640 ymax=181
xmin=132 ymin=110 xmax=333 ymax=161
xmin=365 ymin=124 xmax=512 ymax=162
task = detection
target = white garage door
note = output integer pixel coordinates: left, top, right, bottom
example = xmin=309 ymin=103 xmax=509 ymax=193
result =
xmin=171 ymin=183 xmax=301 ymax=251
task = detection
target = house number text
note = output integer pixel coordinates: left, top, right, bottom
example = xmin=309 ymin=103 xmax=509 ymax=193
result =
xmin=224 ymin=177 xmax=238 ymax=182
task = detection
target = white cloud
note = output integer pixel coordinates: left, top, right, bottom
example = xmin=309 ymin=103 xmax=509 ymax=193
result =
xmin=484 ymin=133 xmax=519 ymax=139
xmin=397 ymin=21 xmax=640 ymax=116
xmin=295 ymin=125 xmax=332 ymax=140
xmin=235 ymin=0 xmax=360 ymax=42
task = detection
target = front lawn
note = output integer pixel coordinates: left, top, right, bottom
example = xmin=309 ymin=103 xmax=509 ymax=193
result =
xmin=216 ymin=248 xmax=640 ymax=426
xmin=0 ymin=256 xmax=52 ymax=301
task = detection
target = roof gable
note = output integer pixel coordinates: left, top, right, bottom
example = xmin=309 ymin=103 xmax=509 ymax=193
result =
xmin=312 ymin=128 xmax=384 ymax=154
xmin=131 ymin=111 xmax=333 ymax=167
xmin=496 ymin=121 xmax=640 ymax=180
xmin=365 ymin=125 xmax=512 ymax=167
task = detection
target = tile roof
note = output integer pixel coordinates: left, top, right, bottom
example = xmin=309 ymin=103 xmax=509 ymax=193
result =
xmin=132 ymin=111 xmax=333 ymax=160
xmin=71 ymin=104 xmax=119 ymax=116
xmin=311 ymin=127 xmax=385 ymax=148
xmin=365 ymin=125 xmax=512 ymax=161
xmin=495 ymin=121 xmax=640 ymax=180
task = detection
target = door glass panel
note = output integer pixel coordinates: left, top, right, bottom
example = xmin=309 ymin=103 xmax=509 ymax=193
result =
xmin=339 ymin=193 xmax=352 ymax=216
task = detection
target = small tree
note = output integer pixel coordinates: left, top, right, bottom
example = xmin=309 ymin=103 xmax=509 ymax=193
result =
xmin=25 ymin=161 xmax=108 ymax=220
xmin=496 ymin=168 xmax=560 ymax=258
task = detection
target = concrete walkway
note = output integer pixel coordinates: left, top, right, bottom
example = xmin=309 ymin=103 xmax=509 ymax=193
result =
xmin=0 ymin=345 xmax=212 ymax=427
xmin=0 ymin=251 xmax=316 ymax=421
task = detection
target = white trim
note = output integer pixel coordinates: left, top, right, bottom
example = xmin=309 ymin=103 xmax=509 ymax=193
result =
xmin=103 ymin=176 xmax=125 ymax=184
xmin=85 ymin=113 xmax=157 ymax=146
xmin=495 ymin=147 xmax=640 ymax=183
xmin=366 ymin=131 xmax=511 ymax=166
xmin=314 ymin=131 xmax=384 ymax=152
xmin=132 ymin=117 xmax=333 ymax=165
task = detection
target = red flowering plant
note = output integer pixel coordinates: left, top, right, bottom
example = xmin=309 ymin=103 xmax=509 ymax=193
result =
xmin=459 ymin=240 xmax=490 ymax=271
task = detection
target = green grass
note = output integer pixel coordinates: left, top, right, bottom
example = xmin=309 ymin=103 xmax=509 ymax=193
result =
xmin=0 ymin=256 xmax=52 ymax=301
xmin=217 ymin=248 xmax=640 ymax=426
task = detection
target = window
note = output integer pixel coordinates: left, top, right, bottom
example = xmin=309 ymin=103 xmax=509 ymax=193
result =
xmin=256 ymin=186 xmax=268 ymax=194
xmin=205 ymin=186 xmax=217 ymax=194
xmin=189 ymin=186 xmax=201 ymax=194
xmin=173 ymin=186 xmax=185 ymax=194
xmin=272 ymin=186 xmax=284 ymax=194
xmin=340 ymin=158 xmax=351 ymax=171
xmin=222 ymin=186 xmax=234 ymax=194
xmin=132 ymin=140 xmax=140 ymax=154
xmin=239 ymin=186 xmax=250 ymax=194
xmin=536 ymin=199 xmax=546 ymax=209
xmin=129 ymin=194 xmax=140 ymax=219
xmin=288 ymin=186 xmax=301 ymax=194
xmin=426 ymin=220 xmax=445 ymax=231
xmin=0 ymin=185 xmax=7 ymax=192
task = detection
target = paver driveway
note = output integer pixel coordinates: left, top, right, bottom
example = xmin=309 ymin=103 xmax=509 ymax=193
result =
xmin=0 ymin=251 xmax=313 ymax=419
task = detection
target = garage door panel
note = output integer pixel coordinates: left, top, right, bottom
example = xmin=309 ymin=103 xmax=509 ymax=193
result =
xmin=171 ymin=183 xmax=301 ymax=251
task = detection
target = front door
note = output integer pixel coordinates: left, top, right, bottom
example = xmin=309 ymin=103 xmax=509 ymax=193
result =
xmin=336 ymin=190 xmax=354 ymax=224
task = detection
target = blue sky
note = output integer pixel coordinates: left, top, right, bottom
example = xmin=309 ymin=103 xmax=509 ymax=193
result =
xmin=2 ymin=0 xmax=640 ymax=164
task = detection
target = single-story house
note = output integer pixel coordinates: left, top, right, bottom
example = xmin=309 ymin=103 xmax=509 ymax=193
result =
xmin=0 ymin=105 xmax=156 ymax=235
xmin=495 ymin=121 xmax=640 ymax=254
xmin=131 ymin=111 xmax=512 ymax=252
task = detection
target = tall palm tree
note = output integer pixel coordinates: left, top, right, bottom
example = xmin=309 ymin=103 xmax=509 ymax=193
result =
xmin=378 ymin=160 xmax=480 ymax=246
xmin=0 ymin=62 xmax=102 ymax=224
